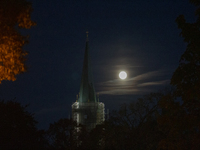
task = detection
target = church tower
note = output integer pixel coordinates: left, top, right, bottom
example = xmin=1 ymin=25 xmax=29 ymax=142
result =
xmin=72 ymin=32 xmax=105 ymax=131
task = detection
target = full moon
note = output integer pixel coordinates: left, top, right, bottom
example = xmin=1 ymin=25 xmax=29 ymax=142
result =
xmin=119 ymin=71 xmax=127 ymax=80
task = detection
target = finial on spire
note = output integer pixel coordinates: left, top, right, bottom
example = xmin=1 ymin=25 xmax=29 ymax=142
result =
xmin=86 ymin=31 xmax=89 ymax=41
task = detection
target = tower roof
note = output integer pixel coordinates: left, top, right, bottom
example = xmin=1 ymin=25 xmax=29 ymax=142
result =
xmin=78 ymin=33 xmax=96 ymax=103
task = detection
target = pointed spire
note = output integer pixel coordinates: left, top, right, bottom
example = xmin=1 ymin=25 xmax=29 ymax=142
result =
xmin=78 ymin=32 xmax=96 ymax=103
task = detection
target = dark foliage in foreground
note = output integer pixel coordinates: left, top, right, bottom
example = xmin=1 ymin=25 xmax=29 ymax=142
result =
xmin=157 ymin=0 xmax=200 ymax=149
xmin=0 ymin=100 xmax=47 ymax=150
xmin=44 ymin=90 xmax=169 ymax=150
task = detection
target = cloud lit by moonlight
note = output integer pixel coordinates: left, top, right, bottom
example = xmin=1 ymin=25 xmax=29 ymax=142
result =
xmin=119 ymin=71 xmax=127 ymax=80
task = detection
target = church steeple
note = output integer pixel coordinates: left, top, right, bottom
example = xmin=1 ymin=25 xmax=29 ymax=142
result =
xmin=72 ymin=33 xmax=105 ymax=131
xmin=78 ymin=32 xmax=96 ymax=103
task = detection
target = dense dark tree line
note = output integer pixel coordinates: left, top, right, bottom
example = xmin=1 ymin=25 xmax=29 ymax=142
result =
xmin=0 ymin=89 xmax=199 ymax=150
xmin=0 ymin=90 xmax=172 ymax=150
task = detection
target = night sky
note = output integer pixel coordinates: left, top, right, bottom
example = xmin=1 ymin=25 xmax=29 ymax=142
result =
xmin=0 ymin=0 xmax=195 ymax=129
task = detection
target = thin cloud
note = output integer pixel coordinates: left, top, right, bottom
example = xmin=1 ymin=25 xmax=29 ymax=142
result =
xmin=138 ymin=80 xmax=170 ymax=87
xmin=97 ymin=70 xmax=170 ymax=95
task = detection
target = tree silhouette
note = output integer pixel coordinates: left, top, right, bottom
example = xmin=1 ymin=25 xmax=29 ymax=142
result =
xmin=101 ymin=92 xmax=164 ymax=150
xmin=158 ymin=0 xmax=200 ymax=149
xmin=0 ymin=0 xmax=36 ymax=83
xmin=171 ymin=0 xmax=200 ymax=105
xmin=0 ymin=100 xmax=46 ymax=149
xmin=46 ymin=118 xmax=78 ymax=150
xmin=77 ymin=124 xmax=105 ymax=150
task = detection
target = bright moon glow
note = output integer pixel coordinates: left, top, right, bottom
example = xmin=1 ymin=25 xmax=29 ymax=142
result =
xmin=119 ymin=71 xmax=127 ymax=80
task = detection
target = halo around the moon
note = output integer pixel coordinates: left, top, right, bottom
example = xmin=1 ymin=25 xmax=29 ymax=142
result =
xmin=119 ymin=71 xmax=127 ymax=80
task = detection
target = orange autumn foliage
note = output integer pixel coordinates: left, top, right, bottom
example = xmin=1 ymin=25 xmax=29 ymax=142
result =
xmin=0 ymin=0 xmax=36 ymax=83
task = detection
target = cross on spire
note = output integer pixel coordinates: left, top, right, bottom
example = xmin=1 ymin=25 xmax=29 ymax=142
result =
xmin=86 ymin=31 xmax=89 ymax=41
